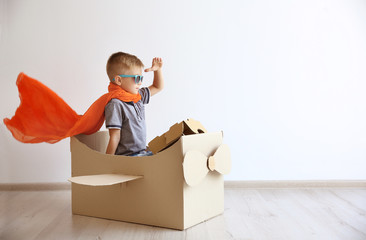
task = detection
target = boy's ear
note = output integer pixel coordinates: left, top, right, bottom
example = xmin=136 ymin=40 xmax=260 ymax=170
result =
xmin=113 ymin=76 xmax=122 ymax=86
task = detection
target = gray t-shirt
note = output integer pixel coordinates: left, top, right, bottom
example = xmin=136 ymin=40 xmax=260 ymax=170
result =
xmin=105 ymin=87 xmax=150 ymax=155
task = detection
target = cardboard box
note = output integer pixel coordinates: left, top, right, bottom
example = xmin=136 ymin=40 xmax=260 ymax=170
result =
xmin=68 ymin=129 xmax=231 ymax=230
xmin=148 ymin=118 xmax=207 ymax=154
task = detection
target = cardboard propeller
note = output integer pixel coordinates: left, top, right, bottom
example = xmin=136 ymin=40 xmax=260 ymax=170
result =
xmin=183 ymin=144 xmax=231 ymax=186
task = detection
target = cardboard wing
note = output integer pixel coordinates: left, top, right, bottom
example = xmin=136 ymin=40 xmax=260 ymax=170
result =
xmin=68 ymin=174 xmax=143 ymax=186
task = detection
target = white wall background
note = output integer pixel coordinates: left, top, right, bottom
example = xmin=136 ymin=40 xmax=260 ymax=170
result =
xmin=1 ymin=0 xmax=366 ymax=183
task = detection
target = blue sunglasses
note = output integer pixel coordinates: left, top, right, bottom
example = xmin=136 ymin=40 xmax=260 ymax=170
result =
xmin=113 ymin=75 xmax=144 ymax=84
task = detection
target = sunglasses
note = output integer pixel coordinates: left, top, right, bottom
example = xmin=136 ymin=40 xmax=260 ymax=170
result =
xmin=113 ymin=75 xmax=144 ymax=84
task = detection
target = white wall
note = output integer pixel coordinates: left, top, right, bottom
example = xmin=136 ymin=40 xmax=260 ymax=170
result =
xmin=1 ymin=0 xmax=366 ymax=183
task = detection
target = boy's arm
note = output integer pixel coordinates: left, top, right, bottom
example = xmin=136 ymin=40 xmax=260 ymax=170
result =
xmin=145 ymin=57 xmax=164 ymax=96
xmin=106 ymin=129 xmax=120 ymax=154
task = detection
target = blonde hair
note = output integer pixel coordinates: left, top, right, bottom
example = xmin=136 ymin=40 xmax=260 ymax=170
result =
xmin=106 ymin=52 xmax=144 ymax=81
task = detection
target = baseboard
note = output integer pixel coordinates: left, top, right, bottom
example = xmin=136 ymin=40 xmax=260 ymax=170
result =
xmin=0 ymin=182 xmax=71 ymax=191
xmin=224 ymin=180 xmax=366 ymax=189
xmin=1 ymin=180 xmax=366 ymax=191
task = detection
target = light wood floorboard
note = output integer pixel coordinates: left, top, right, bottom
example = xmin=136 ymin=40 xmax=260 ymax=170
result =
xmin=0 ymin=188 xmax=365 ymax=240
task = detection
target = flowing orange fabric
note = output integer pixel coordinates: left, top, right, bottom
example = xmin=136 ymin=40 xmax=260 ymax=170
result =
xmin=3 ymin=72 xmax=141 ymax=143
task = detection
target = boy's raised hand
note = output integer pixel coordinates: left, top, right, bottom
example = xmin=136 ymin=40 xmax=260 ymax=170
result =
xmin=144 ymin=57 xmax=163 ymax=72
xmin=146 ymin=57 xmax=164 ymax=96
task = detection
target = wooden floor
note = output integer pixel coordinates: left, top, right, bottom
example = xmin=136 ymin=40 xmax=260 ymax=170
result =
xmin=0 ymin=188 xmax=365 ymax=240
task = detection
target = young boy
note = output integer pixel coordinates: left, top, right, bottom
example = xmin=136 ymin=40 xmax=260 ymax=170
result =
xmin=104 ymin=52 xmax=163 ymax=156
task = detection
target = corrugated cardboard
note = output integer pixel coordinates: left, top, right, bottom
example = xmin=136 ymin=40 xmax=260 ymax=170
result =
xmin=68 ymin=130 xmax=231 ymax=230
xmin=148 ymin=118 xmax=207 ymax=154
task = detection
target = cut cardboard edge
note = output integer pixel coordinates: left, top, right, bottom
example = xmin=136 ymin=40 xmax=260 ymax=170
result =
xmin=72 ymin=132 xmax=179 ymax=158
xmin=165 ymin=118 xmax=207 ymax=144
xmin=68 ymin=174 xmax=143 ymax=186
xmin=182 ymin=119 xmax=207 ymax=134
xmin=149 ymin=118 xmax=208 ymax=154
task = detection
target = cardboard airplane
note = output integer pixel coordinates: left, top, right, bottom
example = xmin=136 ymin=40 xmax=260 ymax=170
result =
xmin=68 ymin=119 xmax=231 ymax=230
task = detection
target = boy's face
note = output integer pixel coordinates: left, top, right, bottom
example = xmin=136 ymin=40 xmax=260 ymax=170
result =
xmin=114 ymin=66 xmax=143 ymax=94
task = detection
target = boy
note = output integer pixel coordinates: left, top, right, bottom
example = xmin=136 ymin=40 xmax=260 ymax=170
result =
xmin=104 ymin=52 xmax=164 ymax=156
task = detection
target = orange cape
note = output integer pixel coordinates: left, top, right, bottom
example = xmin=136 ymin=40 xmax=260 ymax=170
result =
xmin=3 ymin=73 xmax=141 ymax=143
